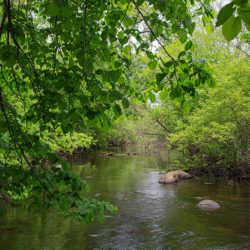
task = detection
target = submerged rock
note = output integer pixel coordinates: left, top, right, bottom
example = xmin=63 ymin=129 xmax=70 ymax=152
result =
xmin=159 ymin=170 xmax=193 ymax=184
xmin=197 ymin=200 xmax=220 ymax=210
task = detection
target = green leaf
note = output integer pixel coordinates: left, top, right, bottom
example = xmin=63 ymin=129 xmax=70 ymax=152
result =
xmin=216 ymin=3 xmax=235 ymax=27
xmin=61 ymin=6 xmax=74 ymax=17
xmin=148 ymin=92 xmax=156 ymax=103
xmin=187 ymin=22 xmax=195 ymax=35
xmin=205 ymin=24 xmax=212 ymax=33
xmin=185 ymin=40 xmax=193 ymax=51
xmin=237 ymin=7 xmax=250 ymax=26
xmin=156 ymin=73 xmax=166 ymax=83
xmin=165 ymin=61 xmax=173 ymax=68
xmin=122 ymin=98 xmax=129 ymax=109
xmin=113 ymin=104 xmax=122 ymax=116
xmin=5 ymin=54 xmax=17 ymax=67
xmin=180 ymin=30 xmax=188 ymax=43
xmin=47 ymin=3 xmax=60 ymax=17
xmin=222 ymin=16 xmax=242 ymax=42
xmin=234 ymin=0 xmax=248 ymax=7
xmin=178 ymin=51 xmax=186 ymax=59
xmin=148 ymin=60 xmax=158 ymax=70
xmin=136 ymin=0 xmax=144 ymax=7
xmin=80 ymin=95 xmax=89 ymax=106
xmin=159 ymin=90 xmax=168 ymax=101
xmin=183 ymin=103 xmax=191 ymax=114
xmin=111 ymin=90 xmax=123 ymax=100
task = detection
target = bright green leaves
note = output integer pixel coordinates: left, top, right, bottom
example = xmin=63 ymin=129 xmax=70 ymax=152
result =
xmin=148 ymin=60 xmax=158 ymax=70
xmin=222 ymin=16 xmax=242 ymax=42
xmin=182 ymin=103 xmax=191 ymax=114
xmin=216 ymin=3 xmax=235 ymax=27
xmin=159 ymin=90 xmax=168 ymax=101
xmin=216 ymin=1 xmax=250 ymax=41
xmin=123 ymin=15 xmax=134 ymax=28
xmin=148 ymin=92 xmax=156 ymax=103
xmin=185 ymin=40 xmax=193 ymax=51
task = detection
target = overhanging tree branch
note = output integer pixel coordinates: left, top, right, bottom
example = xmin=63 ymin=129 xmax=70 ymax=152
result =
xmin=132 ymin=0 xmax=176 ymax=64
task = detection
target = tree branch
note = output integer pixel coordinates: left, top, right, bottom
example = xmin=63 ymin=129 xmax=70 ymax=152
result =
xmin=155 ymin=117 xmax=173 ymax=133
xmin=132 ymin=0 xmax=176 ymax=64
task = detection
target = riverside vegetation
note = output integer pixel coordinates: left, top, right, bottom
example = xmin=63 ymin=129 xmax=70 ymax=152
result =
xmin=0 ymin=0 xmax=249 ymax=223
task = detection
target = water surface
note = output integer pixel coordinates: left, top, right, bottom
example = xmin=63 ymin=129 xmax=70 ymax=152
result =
xmin=0 ymin=149 xmax=249 ymax=249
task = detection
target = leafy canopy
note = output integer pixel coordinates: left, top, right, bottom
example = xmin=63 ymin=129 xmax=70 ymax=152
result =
xmin=0 ymin=0 xmax=246 ymax=222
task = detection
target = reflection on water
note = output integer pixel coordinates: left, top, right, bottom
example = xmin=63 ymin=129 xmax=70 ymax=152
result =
xmin=0 ymin=149 xmax=249 ymax=249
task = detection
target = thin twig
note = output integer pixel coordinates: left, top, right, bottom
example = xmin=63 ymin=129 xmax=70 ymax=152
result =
xmin=132 ymin=0 xmax=176 ymax=63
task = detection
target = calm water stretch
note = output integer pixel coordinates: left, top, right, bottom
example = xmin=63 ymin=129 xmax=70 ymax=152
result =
xmin=0 ymin=149 xmax=249 ymax=249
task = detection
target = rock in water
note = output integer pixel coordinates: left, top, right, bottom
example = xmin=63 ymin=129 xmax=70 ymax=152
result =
xmin=159 ymin=172 xmax=179 ymax=184
xmin=197 ymin=200 xmax=220 ymax=210
xmin=159 ymin=170 xmax=193 ymax=184
xmin=173 ymin=170 xmax=193 ymax=180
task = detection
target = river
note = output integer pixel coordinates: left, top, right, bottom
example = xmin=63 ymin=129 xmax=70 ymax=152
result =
xmin=0 ymin=149 xmax=249 ymax=249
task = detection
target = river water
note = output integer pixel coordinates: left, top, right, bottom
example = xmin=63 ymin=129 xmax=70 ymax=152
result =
xmin=0 ymin=149 xmax=249 ymax=249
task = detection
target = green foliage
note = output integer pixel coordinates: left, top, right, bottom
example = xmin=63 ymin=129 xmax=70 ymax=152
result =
xmin=121 ymin=29 xmax=249 ymax=177
xmin=216 ymin=0 xmax=250 ymax=41
xmin=222 ymin=16 xmax=242 ymax=42
xmin=0 ymin=0 xmax=246 ymax=222
xmin=41 ymin=128 xmax=95 ymax=154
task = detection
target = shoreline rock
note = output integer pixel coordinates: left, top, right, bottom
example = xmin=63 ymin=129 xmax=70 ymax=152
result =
xmin=159 ymin=170 xmax=193 ymax=184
